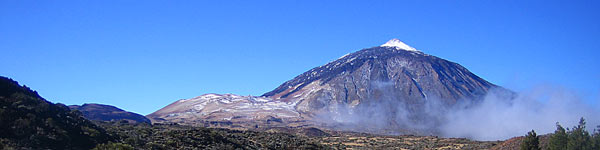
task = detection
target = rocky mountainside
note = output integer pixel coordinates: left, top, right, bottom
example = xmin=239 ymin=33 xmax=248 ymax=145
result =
xmin=0 ymin=76 xmax=111 ymax=149
xmin=149 ymin=39 xmax=509 ymax=135
xmin=260 ymin=39 xmax=508 ymax=133
xmin=263 ymin=39 xmax=496 ymax=115
xmin=69 ymin=103 xmax=151 ymax=124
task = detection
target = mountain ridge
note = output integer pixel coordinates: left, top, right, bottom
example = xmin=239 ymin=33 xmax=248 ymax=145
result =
xmin=0 ymin=76 xmax=111 ymax=149
xmin=69 ymin=103 xmax=151 ymax=124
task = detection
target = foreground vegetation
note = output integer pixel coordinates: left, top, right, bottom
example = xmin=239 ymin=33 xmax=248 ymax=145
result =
xmin=95 ymin=121 xmax=327 ymax=150
xmin=317 ymin=135 xmax=499 ymax=149
xmin=520 ymin=117 xmax=600 ymax=150
xmin=91 ymin=120 xmax=505 ymax=150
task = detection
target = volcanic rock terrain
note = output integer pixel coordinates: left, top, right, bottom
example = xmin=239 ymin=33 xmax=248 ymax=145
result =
xmin=148 ymin=39 xmax=509 ymax=135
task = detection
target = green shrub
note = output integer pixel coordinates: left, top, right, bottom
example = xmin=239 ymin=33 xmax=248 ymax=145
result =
xmin=92 ymin=142 xmax=134 ymax=150
xmin=520 ymin=130 xmax=540 ymax=150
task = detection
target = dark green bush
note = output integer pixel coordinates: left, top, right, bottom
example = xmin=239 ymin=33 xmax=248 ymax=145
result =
xmin=92 ymin=142 xmax=134 ymax=150
xmin=521 ymin=130 xmax=540 ymax=150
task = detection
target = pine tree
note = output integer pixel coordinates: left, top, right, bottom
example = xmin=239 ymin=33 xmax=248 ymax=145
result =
xmin=567 ymin=117 xmax=592 ymax=150
xmin=521 ymin=130 xmax=541 ymax=150
xmin=549 ymin=122 xmax=568 ymax=150
xmin=592 ymin=125 xmax=600 ymax=150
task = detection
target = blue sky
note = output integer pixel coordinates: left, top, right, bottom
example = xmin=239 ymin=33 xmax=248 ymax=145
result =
xmin=1 ymin=0 xmax=599 ymax=115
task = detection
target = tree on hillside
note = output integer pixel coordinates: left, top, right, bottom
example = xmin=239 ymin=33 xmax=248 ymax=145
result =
xmin=521 ymin=130 xmax=541 ymax=150
xmin=592 ymin=125 xmax=600 ymax=150
xmin=549 ymin=122 xmax=568 ymax=150
xmin=567 ymin=117 xmax=592 ymax=150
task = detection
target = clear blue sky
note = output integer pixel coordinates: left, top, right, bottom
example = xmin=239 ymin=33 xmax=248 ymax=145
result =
xmin=1 ymin=0 xmax=599 ymax=115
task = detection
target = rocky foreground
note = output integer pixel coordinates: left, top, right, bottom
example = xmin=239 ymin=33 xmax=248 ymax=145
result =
xmin=96 ymin=121 xmax=511 ymax=150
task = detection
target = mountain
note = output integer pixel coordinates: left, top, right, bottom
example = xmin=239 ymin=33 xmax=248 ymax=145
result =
xmin=149 ymin=39 xmax=508 ymax=134
xmin=263 ymin=39 xmax=496 ymax=113
xmin=0 ymin=76 xmax=111 ymax=149
xmin=261 ymin=39 xmax=507 ymax=131
xmin=69 ymin=103 xmax=151 ymax=124
xmin=146 ymin=93 xmax=307 ymax=130
xmin=0 ymin=76 xmax=328 ymax=149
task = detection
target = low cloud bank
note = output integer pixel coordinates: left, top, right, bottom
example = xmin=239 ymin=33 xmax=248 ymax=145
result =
xmin=317 ymin=85 xmax=599 ymax=141
xmin=441 ymin=86 xmax=599 ymax=141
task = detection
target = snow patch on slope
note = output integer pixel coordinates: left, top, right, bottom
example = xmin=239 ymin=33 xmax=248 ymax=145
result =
xmin=150 ymin=93 xmax=301 ymax=122
xmin=381 ymin=39 xmax=419 ymax=52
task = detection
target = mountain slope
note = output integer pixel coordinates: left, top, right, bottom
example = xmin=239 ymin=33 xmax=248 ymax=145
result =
xmin=264 ymin=39 xmax=495 ymax=111
xmin=0 ymin=76 xmax=111 ymax=149
xmin=150 ymin=39 xmax=508 ymax=135
xmin=261 ymin=39 xmax=502 ymax=131
xmin=146 ymin=93 xmax=306 ymax=130
xmin=69 ymin=103 xmax=151 ymax=124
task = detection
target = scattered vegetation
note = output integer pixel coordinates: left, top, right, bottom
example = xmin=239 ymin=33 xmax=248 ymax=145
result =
xmin=509 ymin=117 xmax=600 ymax=150
xmin=316 ymin=135 xmax=499 ymax=149
xmin=547 ymin=117 xmax=600 ymax=150
xmin=92 ymin=142 xmax=134 ymax=150
xmin=0 ymin=77 xmax=111 ymax=149
xmin=95 ymin=121 xmax=328 ymax=150
xmin=94 ymin=120 xmax=504 ymax=149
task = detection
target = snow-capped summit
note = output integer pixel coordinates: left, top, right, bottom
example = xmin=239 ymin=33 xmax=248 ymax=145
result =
xmin=381 ymin=39 xmax=418 ymax=52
